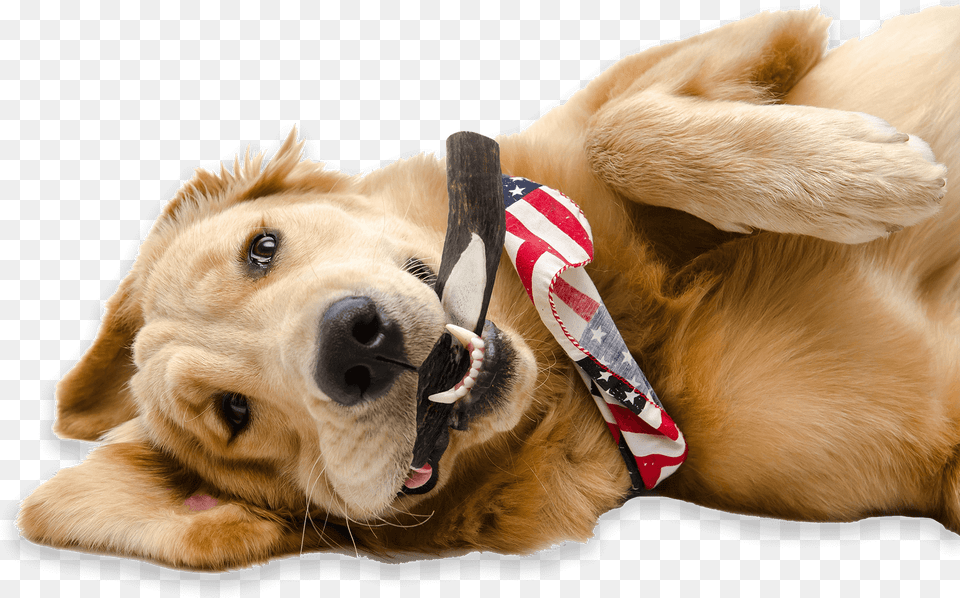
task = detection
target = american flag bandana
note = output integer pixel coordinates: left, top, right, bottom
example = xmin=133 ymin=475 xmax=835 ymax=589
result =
xmin=501 ymin=176 xmax=688 ymax=491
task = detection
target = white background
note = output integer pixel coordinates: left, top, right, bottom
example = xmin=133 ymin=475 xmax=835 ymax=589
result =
xmin=7 ymin=0 xmax=960 ymax=595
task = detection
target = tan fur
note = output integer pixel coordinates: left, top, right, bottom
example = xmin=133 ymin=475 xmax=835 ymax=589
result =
xmin=18 ymin=7 xmax=960 ymax=570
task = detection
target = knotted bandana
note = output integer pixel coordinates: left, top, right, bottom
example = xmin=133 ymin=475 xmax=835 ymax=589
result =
xmin=501 ymin=176 xmax=687 ymax=491
xmin=413 ymin=132 xmax=686 ymax=496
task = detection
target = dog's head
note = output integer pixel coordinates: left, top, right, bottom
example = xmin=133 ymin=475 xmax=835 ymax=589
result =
xmin=18 ymin=130 xmax=540 ymax=569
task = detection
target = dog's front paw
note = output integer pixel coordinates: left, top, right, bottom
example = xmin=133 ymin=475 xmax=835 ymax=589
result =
xmin=585 ymin=94 xmax=946 ymax=244
xmin=813 ymin=111 xmax=947 ymax=243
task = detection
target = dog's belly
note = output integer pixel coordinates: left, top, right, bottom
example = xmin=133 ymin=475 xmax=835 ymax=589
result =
xmin=655 ymin=233 xmax=960 ymax=522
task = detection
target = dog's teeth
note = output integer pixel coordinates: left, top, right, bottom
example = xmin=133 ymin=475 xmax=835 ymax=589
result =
xmin=427 ymin=324 xmax=486 ymax=404
xmin=428 ymin=389 xmax=461 ymax=404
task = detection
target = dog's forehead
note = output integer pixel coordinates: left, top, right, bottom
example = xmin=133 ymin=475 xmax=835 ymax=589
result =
xmin=171 ymin=194 xmax=393 ymax=252
xmin=140 ymin=196 xmax=410 ymax=305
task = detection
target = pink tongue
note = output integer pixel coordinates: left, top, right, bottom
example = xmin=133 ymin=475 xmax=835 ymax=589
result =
xmin=404 ymin=463 xmax=433 ymax=489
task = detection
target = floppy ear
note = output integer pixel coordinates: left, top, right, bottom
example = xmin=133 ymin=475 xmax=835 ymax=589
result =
xmin=53 ymin=274 xmax=142 ymax=441
xmin=644 ymin=7 xmax=831 ymax=103
xmin=19 ymin=421 xmax=378 ymax=570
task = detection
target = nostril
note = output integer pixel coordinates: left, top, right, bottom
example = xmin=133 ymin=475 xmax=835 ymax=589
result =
xmin=351 ymin=314 xmax=380 ymax=345
xmin=344 ymin=365 xmax=372 ymax=396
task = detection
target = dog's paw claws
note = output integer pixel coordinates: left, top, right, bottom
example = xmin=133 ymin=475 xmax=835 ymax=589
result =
xmin=820 ymin=114 xmax=948 ymax=243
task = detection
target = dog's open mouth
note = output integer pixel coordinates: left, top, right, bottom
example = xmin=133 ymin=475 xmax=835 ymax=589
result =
xmin=402 ymin=319 xmax=510 ymax=494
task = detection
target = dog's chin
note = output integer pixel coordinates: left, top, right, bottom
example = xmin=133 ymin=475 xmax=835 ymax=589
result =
xmin=398 ymin=320 xmax=533 ymax=497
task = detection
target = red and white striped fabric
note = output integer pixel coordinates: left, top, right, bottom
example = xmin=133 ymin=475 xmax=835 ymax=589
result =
xmin=502 ymin=176 xmax=687 ymax=490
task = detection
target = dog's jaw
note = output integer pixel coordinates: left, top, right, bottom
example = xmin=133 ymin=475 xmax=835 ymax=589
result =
xmin=395 ymin=315 xmax=538 ymax=501
xmin=401 ymin=319 xmax=509 ymax=494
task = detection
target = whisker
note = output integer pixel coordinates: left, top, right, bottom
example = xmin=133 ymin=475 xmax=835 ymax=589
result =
xmin=344 ymin=516 xmax=359 ymax=558
xmin=383 ymin=502 xmax=435 ymax=521
xmin=363 ymin=505 xmax=435 ymax=529
xmin=185 ymin=404 xmax=213 ymax=423
xmin=301 ymin=454 xmax=328 ymax=555
xmin=401 ymin=257 xmax=438 ymax=287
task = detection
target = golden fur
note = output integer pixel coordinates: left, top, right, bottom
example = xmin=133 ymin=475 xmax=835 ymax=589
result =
xmin=18 ymin=7 xmax=960 ymax=570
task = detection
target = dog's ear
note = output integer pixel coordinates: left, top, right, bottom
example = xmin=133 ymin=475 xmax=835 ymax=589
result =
xmin=575 ymin=8 xmax=829 ymax=109
xmin=656 ymin=7 xmax=831 ymax=102
xmin=53 ymin=274 xmax=142 ymax=441
xmin=18 ymin=422 xmax=376 ymax=569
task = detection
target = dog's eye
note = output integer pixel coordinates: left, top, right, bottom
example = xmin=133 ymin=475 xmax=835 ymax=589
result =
xmin=402 ymin=258 xmax=436 ymax=286
xmin=249 ymin=233 xmax=278 ymax=265
xmin=220 ymin=392 xmax=250 ymax=435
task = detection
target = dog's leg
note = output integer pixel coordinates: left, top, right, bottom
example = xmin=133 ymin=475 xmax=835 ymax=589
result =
xmin=585 ymin=89 xmax=947 ymax=243
xmin=532 ymin=8 xmax=945 ymax=244
xmin=508 ymin=8 xmax=945 ymax=244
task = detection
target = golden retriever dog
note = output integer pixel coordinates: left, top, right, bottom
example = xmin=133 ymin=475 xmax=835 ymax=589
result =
xmin=18 ymin=7 xmax=960 ymax=570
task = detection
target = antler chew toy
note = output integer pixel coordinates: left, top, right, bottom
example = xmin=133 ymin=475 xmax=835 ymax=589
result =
xmin=405 ymin=131 xmax=505 ymax=494
xmin=434 ymin=131 xmax=506 ymax=335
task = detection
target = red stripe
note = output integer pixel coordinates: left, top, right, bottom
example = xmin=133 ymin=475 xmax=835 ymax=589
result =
xmin=524 ymin=188 xmax=592 ymax=256
xmin=605 ymin=422 xmax=620 ymax=443
xmin=506 ymin=211 xmax=564 ymax=298
xmin=637 ymin=448 xmax=688 ymax=489
xmin=552 ymin=275 xmax=600 ymax=321
xmin=608 ymin=402 xmax=659 ymax=436
xmin=654 ymin=412 xmax=680 ymax=441
xmin=606 ymin=392 xmax=680 ymax=441
xmin=609 ymin=401 xmax=687 ymax=489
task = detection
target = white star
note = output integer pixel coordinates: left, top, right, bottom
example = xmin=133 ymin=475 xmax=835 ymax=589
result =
xmin=509 ymin=185 xmax=525 ymax=196
xmin=590 ymin=328 xmax=606 ymax=343
xmin=620 ymin=350 xmax=632 ymax=363
xmin=598 ymin=371 xmax=612 ymax=381
xmin=509 ymin=176 xmax=525 ymax=181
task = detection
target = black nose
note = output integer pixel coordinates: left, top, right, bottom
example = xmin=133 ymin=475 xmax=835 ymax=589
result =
xmin=315 ymin=296 xmax=409 ymax=406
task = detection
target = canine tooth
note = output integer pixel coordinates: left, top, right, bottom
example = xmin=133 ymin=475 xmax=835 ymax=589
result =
xmin=445 ymin=323 xmax=479 ymax=348
xmin=428 ymin=389 xmax=460 ymax=404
